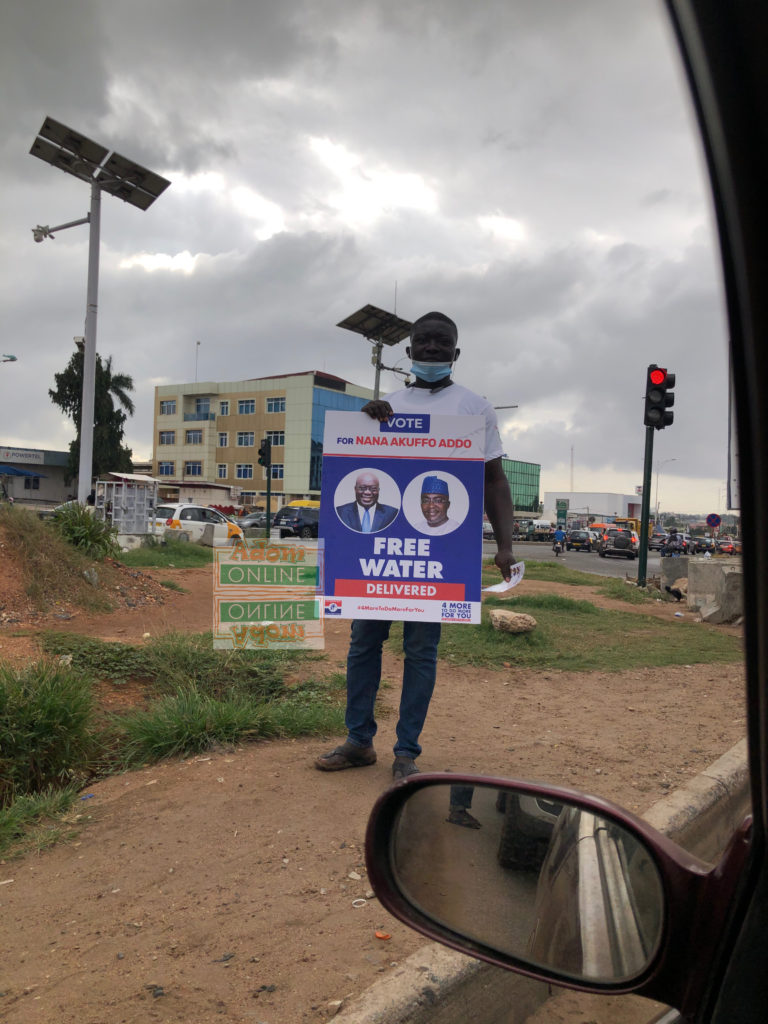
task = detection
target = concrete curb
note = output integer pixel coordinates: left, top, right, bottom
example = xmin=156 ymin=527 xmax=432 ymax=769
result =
xmin=335 ymin=739 xmax=750 ymax=1024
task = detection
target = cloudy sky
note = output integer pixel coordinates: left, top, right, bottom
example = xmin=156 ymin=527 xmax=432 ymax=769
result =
xmin=0 ymin=0 xmax=730 ymax=515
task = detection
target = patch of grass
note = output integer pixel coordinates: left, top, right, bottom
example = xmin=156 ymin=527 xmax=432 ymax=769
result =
xmin=482 ymin=558 xmax=655 ymax=605
xmin=158 ymin=579 xmax=187 ymax=592
xmin=120 ymin=539 xmax=214 ymax=568
xmin=594 ymin=577 xmax=655 ymax=604
xmin=40 ymin=629 xmax=318 ymax=700
xmin=433 ymin=595 xmax=743 ymax=672
xmin=40 ymin=633 xmax=152 ymax=685
xmin=1 ymin=633 xmax=343 ymax=853
xmin=0 ymin=784 xmax=82 ymax=858
xmin=482 ymin=558 xmax=597 ymax=588
xmin=115 ymin=682 xmax=345 ymax=765
xmin=0 ymin=662 xmax=100 ymax=806
xmin=0 ymin=505 xmax=114 ymax=612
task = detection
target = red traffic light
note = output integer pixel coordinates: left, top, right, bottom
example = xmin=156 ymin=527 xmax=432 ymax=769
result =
xmin=649 ymin=367 xmax=667 ymax=385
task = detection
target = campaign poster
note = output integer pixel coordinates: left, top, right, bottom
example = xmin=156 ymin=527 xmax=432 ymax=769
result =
xmin=320 ymin=411 xmax=485 ymax=623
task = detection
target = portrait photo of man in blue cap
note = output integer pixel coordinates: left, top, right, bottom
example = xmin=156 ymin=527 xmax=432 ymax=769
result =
xmin=417 ymin=474 xmax=461 ymax=535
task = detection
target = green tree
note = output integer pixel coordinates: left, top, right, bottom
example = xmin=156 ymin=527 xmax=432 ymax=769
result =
xmin=49 ymin=352 xmax=135 ymax=482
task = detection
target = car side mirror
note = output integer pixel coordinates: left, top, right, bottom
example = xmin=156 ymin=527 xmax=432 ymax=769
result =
xmin=365 ymin=775 xmax=751 ymax=1014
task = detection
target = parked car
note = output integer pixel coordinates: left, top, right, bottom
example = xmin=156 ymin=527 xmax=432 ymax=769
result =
xmin=597 ymin=527 xmax=638 ymax=560
xmin=482 ymin=516 xmax=495 ymax=540
xmin=565 ymin=529 xmax=593 ymax=552
xmin=365 ymin=5 xmax=768 ymax=1022
xmin=236 ymin=511 xmax=268 ymax=530
xmin=154 ymin=503 xmax=244 ymax=545
xmin=271 ymin=505 xmax=319 ymax=538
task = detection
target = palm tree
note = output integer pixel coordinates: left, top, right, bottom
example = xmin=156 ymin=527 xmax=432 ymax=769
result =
xmin=49 ymin=351 xmax=136 ymax=481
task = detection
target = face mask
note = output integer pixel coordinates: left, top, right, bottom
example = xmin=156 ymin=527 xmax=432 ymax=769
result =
xmin=410 ymin=361 xmax=453 ymax=383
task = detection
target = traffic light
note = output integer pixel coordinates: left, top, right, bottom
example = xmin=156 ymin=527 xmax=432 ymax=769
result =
xmin=644 ymin=365 xmax=675 ymax=429
xmin=257 ymin=438 xmax=272 ymax=467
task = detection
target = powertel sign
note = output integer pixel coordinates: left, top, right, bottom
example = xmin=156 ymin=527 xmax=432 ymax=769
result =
xmin=213 ymin=539 xmax=325 ymax=650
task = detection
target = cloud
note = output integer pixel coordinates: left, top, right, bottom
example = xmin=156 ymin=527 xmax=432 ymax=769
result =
xmin=0 ymin=0 xmax=730 ymax=512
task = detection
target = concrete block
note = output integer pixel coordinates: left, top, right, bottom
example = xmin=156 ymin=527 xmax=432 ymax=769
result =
xmin=660 ymin=556 xmax=689 ymax=597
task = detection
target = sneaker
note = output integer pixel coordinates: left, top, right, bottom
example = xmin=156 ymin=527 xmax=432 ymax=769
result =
xmin=392 ymin=756 xmax=419 ymax=780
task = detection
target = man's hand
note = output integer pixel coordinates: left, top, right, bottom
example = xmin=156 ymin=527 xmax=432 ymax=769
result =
xmin=360 ymin=399 xmax=393 ymax=421
xmin=494 ymin=547 xmax=517 ymax=582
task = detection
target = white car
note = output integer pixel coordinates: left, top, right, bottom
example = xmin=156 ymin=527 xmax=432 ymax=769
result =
xmin=154 ymin=503 xmax=243 ymax=546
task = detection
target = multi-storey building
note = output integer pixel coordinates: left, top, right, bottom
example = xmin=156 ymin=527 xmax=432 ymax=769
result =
xmin=501 ymin=458 xmax=541 ymax=515
xmin=151 ymin=371 xmax=543 ymax=515
xmin=151 ymin=371 xmax=373 ymax=510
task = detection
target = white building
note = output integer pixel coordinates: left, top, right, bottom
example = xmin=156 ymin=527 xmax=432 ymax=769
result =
xmin=542 ymin=490 xmax=643 ymax=525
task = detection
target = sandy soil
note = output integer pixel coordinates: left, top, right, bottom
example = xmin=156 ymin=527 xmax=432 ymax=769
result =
xmin=0 ymin=555 xmax=746 ymax=1024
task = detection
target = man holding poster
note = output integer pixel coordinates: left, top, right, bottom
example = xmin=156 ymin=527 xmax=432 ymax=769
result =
xmin=316 ymin=312 xmax=516 ymax=779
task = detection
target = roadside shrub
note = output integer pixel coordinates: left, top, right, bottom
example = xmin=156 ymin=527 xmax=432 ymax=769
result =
xmin=116 ymin=683 xmax=345 ymax=765
xmin=51 ymin=504 xmax=121 ymax=560
xmin=0 ymin=662 xmax=98 ymax=807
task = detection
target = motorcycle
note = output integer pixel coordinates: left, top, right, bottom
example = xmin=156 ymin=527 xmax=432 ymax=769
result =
xmin=553 ymin=539 xmax=563 ymax=557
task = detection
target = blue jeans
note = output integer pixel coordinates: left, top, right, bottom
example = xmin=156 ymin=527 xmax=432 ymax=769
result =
xmin=344 ymin=619 xmax=442 ymax=759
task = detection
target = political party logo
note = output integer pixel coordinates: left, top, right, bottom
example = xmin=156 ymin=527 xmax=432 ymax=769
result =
xmin=324 ymin=599 xmax=343 ymax=615
xmin=379 ymin=414 xmax=431 ymax=434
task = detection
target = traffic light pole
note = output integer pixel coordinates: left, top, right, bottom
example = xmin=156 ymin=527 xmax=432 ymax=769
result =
xmin=637 ymin=425 xmax=655 ymax=587
xmin=265 ymin=471 xmax=272 ymax=537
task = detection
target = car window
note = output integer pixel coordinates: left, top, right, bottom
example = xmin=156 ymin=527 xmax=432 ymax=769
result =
xmin=156 ymin=506 xmax=176 ymax=519
xmin=179 ymin=508 xmax=201 ymax=522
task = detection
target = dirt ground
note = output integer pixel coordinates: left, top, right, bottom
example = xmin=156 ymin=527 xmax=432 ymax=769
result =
xmin=0 ymin=557 xmax=747 ymax=1024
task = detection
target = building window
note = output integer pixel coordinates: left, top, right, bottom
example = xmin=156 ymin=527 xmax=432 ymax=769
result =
xmin=218 ymin=432 xmax=228 ymax=447
xmin=236 ymin=464 xmax=253 ymax=479
xmin=195 ymin=397 xmax=210 ymax=415
xmin=266 ymin=430 xmax=285 ymax=445
xmin=237 ymin=431 xmax=254 ymax=446
xmin=238 ymin=399 xmax=255 ymax=414
xmin=217 ymin=464 xmax=228 ymax=479
xmin=240 ymin=491 xmax=256 ymax=502
xmin=186 ymin=429 xmax=203 ymax=444
xmin=158 ymin=461 xmax=175 ymax=476
xmin=185 ymin=461 xmax=202 ymax=476
xmin=270 ymin=463 xmax=284 ymax=480
xmin=159 ymin=400 xmax=176 ymax=415
xmin=267 ymin=397 xmax=286 ymax=413
xmin=159 ymin=430 xmax=175 ymax=445
xmin=219 ymin=400 xmax=229 ymax=416
xmin=23 ymin=477 xmax=40 ymax=490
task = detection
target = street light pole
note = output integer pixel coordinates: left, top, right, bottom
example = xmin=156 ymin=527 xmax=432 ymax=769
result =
xmin=30 ymin=117 xmax=170 ymax=504
xmin=79 ymin=181 xmax=101 ymax=504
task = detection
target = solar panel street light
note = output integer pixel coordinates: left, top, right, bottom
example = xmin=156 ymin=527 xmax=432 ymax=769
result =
xmin=29 ymin=117 xmax=170 ymax=502
xmin=337 ymin=304 xmax=413 ymax=399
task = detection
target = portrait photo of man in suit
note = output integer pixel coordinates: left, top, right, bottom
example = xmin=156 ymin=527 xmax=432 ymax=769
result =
xmin=336 ymin=470 xmax=399 ymax=533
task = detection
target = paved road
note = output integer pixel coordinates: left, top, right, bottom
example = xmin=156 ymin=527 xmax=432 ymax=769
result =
xmin=483 ymin=539 xmax=661 ymax=580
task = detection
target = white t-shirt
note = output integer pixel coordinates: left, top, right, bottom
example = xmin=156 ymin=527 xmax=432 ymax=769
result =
xmin=384 ymin=382 xmax=503 ymax=463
